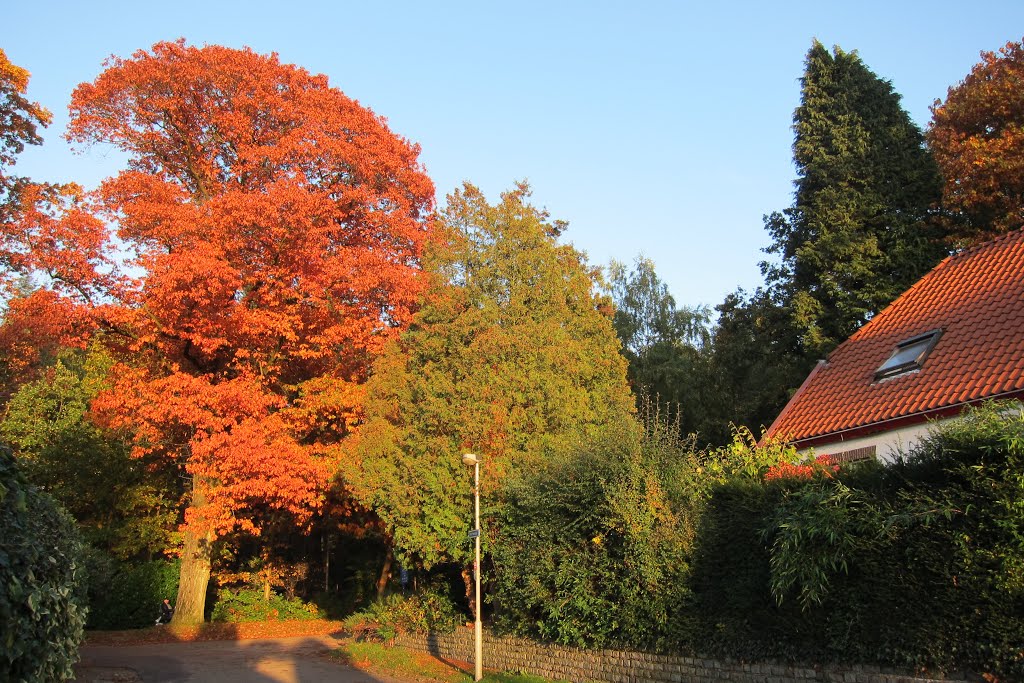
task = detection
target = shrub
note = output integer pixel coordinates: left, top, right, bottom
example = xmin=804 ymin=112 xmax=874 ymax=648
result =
xmin=491 ymin=415 xmax=772 ymax=651
xmin=0 ymin=445 xmax=88 ymax=682
xmin=85 ymin=555 xmax=180 ymax=629
xmin=346 ymin=582 xmax=462 ymax=640
xmin=764 ymin=453 xmax=839 ymax=481
xmin=210 ymin=587 xmax=322 ymax=623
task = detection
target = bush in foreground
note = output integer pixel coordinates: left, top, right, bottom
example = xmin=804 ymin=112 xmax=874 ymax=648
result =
xmin=345 ymin=582 xmax=462 ymax=641
xmin=0 ymin=445 xmax=88 ymax=682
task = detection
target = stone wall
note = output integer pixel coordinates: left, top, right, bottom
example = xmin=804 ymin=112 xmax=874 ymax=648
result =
xmin=396 ymin=628 xmax=970 ymax=683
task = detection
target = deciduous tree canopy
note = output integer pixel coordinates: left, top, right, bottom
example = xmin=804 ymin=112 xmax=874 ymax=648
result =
xmin=928 ymin=38 xmax=1024 ymax=243
xmin=0 ymin=50 xmax=94 ymax=392
xmin=0 ymin=48 xmax=49 ymax=188
xmin=608 ymin=257 xmax=715 ymax=441
xmin=348 ymin=183 xmax=635 ymax=569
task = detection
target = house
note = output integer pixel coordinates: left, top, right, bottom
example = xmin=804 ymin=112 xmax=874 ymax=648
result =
xmin=764 ymin=228 xmax=1024 ymax=463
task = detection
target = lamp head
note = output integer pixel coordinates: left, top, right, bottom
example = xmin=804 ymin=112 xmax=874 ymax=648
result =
xmin=461 ymin=453 xmax=480 ymax=466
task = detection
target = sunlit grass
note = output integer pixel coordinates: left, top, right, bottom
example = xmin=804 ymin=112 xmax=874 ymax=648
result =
xmin=334 ymin=641 xmax=564 ymax=683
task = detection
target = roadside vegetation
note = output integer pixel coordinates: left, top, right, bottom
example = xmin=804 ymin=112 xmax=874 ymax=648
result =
xmin=492 ymin=402 xmax=1024 ymax=679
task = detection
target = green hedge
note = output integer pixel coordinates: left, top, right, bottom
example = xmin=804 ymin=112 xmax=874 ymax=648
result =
xmin=740 ymin=405 xmax=1024 ymax=677
xmin=1 ymin=445 xmax=88 ymax=682
xmin=492 ymin=403 xmax=1024 ymax=679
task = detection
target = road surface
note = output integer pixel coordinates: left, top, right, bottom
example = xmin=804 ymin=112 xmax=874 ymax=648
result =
xmin=74 ymin=635 xmax=407 ymax=683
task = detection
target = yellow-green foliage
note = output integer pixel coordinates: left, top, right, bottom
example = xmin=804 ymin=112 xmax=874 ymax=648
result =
xmin=348 ymin=182 xmax=635 ymax=568
xmin=0 ymin=347 xmax=179 ymax=559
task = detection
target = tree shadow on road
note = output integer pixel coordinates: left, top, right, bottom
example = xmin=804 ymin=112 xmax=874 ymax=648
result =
xmin=76 ymin=626 xmax=396 ymax=683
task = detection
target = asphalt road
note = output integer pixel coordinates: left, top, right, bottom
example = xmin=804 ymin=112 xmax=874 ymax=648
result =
xmin=74 ymin=635 xmax=407 ymax=683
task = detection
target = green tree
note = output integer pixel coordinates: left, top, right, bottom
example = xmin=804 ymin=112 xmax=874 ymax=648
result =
xmin=348 ymin=183 xmax=635 ymax=570
xmin=762 ymin=41 xmax=946 ymax=357
xmin=703 ymin=289 xmax=811 ymax=442
xmin=607 ymin=257 xmax=715 ymax=441
xmin=0 ymin=347 xmax=179 ymax=559
xmin=608 ymin=256 xmax=710 ymax=356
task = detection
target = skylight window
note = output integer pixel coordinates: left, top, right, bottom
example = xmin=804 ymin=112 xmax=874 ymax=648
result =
xmin=874 ymin=329 xmax=942 ymax=381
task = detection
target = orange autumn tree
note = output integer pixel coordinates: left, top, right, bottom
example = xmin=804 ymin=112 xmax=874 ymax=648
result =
xmin=9 ymin=41 xmax=434 ymax=623
xmin=0 ymin=49 xmax=101 ymax=390
xmin=928 ymin=38 xmax=1024 ymax=244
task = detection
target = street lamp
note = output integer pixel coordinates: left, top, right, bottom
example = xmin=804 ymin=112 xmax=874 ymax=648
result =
xmin=461 ymin=452 xmax=483 ymax=682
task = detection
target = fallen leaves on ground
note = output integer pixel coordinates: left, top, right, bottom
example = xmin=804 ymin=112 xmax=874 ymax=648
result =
xmin=85 ymin=619 xmax=346 ymax=645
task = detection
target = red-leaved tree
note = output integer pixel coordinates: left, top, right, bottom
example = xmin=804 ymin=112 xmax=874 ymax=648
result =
xmin=928 ymin=38 xmax=1024 ymax=243
xmin=4 ymin=41 xmax=434 ymax=622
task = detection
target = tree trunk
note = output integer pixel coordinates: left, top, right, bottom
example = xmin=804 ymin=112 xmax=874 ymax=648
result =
xmin=172 ymin=525 xmax=213 ymax=624
xmin=375 ymin=548 xmax=394 ymax=598
xmin=172 ymin=483 xmax=214 ymax=625
xmin=461 ymin=567 xmax=475 ymax=619
xmin=322 ymin=534 xmax=330 ymax=593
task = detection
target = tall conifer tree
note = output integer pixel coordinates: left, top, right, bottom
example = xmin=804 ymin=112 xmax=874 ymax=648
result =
xmin=762 ymin=41 xmax=946 ymax=356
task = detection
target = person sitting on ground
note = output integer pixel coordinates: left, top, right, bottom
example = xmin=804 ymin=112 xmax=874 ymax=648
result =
xmin=156 ymin=598 xmax=174 ymax=625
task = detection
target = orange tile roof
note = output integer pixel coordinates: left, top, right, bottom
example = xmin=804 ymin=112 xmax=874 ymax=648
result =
xmin=765 ymin=228 xmax=1024 ymax=446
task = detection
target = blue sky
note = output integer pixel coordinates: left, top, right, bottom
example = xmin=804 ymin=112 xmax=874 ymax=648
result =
xmin=5 ymin=2 xmax=1023 ymax=309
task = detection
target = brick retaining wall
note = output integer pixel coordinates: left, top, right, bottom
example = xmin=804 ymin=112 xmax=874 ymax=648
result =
xmin=396 ymin=628 xmax=970 ymax=683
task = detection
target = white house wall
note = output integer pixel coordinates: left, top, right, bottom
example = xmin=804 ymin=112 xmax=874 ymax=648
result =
xmin=797 ymin=417 xmax=956 ymax=464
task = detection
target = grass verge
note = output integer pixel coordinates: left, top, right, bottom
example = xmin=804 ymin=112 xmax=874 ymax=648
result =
xmin=334 ymin=641 xmax=563 ymax=683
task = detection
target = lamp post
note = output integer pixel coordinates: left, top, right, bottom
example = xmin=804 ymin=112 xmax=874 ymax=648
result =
xmin=461 ymin=452 xmax=483 ymax=682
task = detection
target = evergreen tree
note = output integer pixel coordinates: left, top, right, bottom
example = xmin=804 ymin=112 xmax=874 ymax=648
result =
xmin=348 ymin=183 xmax=635 ymax=569
xmin=762 ymin=41 xmax=946 ymax=357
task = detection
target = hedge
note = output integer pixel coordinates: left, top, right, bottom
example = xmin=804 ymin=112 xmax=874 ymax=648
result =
xmin=492 ymin=403 xmax=1024 ymax=680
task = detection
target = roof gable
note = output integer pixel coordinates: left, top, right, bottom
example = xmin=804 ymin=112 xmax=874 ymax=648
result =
xmin=765 ymin=228 xmax=1024 ymax=445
